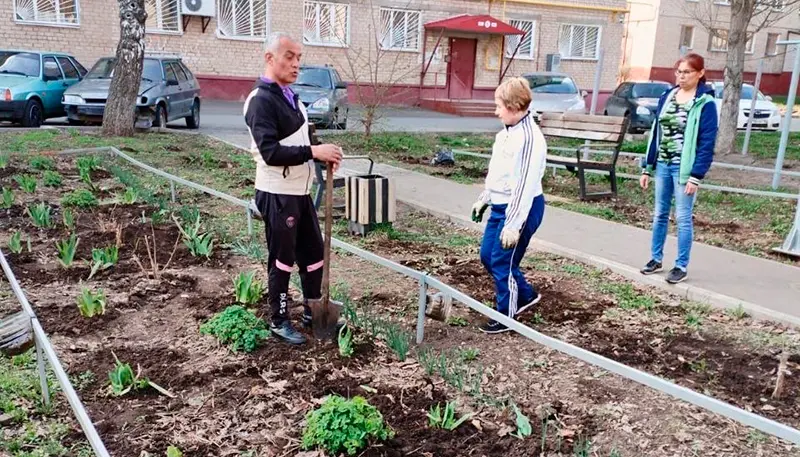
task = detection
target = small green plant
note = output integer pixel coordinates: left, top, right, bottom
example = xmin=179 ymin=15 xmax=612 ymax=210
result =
xmin=609 ymin=448 xmax=622 ymax=457
xmin=427 ymin=401 xmax=474 ymax=430
xmin=61 ymin=188 xmax=98 ymax=208
xmin=30 ymin=155 xmax=55 ymax=170
xmin=746 ymin=429 xmax=768 ymax=447
xmin=76 ymin=287 xmax=106 ymax=317
xmin=531 ymin=312 xmax=546 ymax=324
xmin=459 ymin=347 xmax=480 ymax=362
xmin=228 ymin=237 xmax=266 ymax=261
xmin=119 ymin=187 xmax=139 ymax=204
xmin=15 ymin=174 xmax=37 ymax=193
xmin=76 ymin=155 xmax=102 ymax=173
xmin=1 ymin=187 xmax=13 ymax=209
xmin=446 ymin=316 xmax=468 ymax=327
xmin=688 ymin=358 xmax=708 ymax=374
xmin=27 ymin=202 xmax=52 ymax=228
xmin=200 ymin=305 xmax=269 ymax=353
xmin=726 ymin=304 xmax=749 ymax=320
xmin=302 ymin=395 xmax=394 ymax=456
xmin=166 ymin=446 xmax=183 ymax=457
xmin=89 ymin=246 xmax=119 ymax=279
xmin=338 ymin=323 xmax=354 ymax=358
xmin=561 ymin=264 xmax=584 ymax=275
xmin=232 ymin=271 xmax=265 ymax=305
xmin=42 ymin=170 xmax=63 ymax=187
xmin=8 ymin=231 xmax=23 ymax=254
xmin=55 ymin=233 xmax=79 ymax=268
xmin=174 ymin=214 xmax=215 ymax=258
xmin=0 ymin=153 xmax=8 ymax=169
xmin=573 ymin=436 xmax=593 ymax=457
xmin=62 ymin=207 xmax=75 ymax=230
xmin=683 ymin=302 xmax=711 ymax=329
xmin=511 ymin=403 xmax=532 ymax=439
xmin=385 ymin=323 xmax=411 ymax=361
xmin=108 ymin=352 xmax=174 ymax=397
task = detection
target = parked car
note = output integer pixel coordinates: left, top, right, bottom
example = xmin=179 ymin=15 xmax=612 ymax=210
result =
xmin=292 ymin=64 xmax=349 ymax=130
xmin=604 ymin=81 xmax=671 ymax=132
xmin=521 ymin=72 xmax=587 ymax=121
xmin=0 ymin=50 xmax=87 ymax=127
xmin=62 ymin=54 xmax=201 ymax=129
xmin=709 ymin=81 xmax=781 ymax=131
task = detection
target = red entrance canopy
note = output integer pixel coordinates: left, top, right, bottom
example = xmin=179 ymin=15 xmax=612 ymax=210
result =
xmin=424 ymin=14 xmax=525 ymax=35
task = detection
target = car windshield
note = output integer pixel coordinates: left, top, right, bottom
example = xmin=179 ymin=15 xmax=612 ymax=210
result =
xmin=0 ymin=52 xmax=39 ymax=77
xmin=632 ymin=83 xmax=670 ymax=98
xmin=714 ymin=85 xmax=765 ymax=101
xmin=85 ymin=58 xmax=162 ymax=82
xmin=294 ymin=68 xmax=331 ymax=88
xmin=525 ymin=75 xmax=578 ymax=94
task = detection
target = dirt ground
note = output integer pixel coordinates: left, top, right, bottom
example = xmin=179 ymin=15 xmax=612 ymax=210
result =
xmin=1 ymin=152 xmax=799 ymax=457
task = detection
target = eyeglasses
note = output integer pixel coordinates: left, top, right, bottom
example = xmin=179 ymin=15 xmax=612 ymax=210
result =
xmin=675 ymin=69 xmax=698 ymax=76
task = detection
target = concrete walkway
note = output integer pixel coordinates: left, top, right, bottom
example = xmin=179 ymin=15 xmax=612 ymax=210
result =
xmin=340 ymin=161 xmax=800 ymax=325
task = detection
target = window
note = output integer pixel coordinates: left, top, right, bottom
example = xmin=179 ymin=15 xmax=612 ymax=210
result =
xmin=766 ymin=33 xmax=780 ymax=55
xmin=163 ymin=62 xmax=177 ymax=82
xmin=380 ymin=8 xmax=421 ymax=51
xmin=558 ymin=24 xmax=601 ymax=59
xmin=73 ymin=58 xmax=87 ymax=77
xmin=525 ymin=75 xmax=579 ymax=94
xmin=171 ymin=63 xmax=188 ymax=82
xmin=13 ymin=0 xmax=79 ymax=26
xmin=0 ymin=52 xmax=40 ymax=77
xmin=43 ymin=57 xmax=63 ymax=80
xmin=179 ymin=62 xmax=194 ymax=80
xmin=217 ymin=0 xmax=269 ymax=40
xmin=746 ymin=33 xmax=756 ymax=54
xmin=679 ymin=25 xmax=694 ymax=50
xmin=709 ymin=29 xmax=755 ymax=53
xmin=505 ymin=20 xmax=535 ymax=59
xmin=295 ymin=68 xmax=333 ymax=89
xmin=145 ymin=0 xmax=180 ymax=34
xmin=303 ymin=1 xmax=350 ymax=47
xmin=56 ymin=57 xmax=79 ymax=79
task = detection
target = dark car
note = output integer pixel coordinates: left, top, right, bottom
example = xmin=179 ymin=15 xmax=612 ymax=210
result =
xmin=603 ymin=81 xmax=671 ymax=132
xmin=291 ymin=65 xmax=348 ymax=130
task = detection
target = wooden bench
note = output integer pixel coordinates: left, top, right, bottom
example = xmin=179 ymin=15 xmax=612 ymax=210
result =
xmin=540 ymin=112 xmax=630 ymax=201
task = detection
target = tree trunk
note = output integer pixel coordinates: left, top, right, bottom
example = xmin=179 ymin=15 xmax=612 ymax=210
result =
xmin=102 ymin=0 xmax=147 ymax=137
xmin=716 ymin=3 xmax=750 ymax=155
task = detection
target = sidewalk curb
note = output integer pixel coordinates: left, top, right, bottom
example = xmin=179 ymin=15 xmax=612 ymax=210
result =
xmin=395 ymin=195 xmax=800 ymax=328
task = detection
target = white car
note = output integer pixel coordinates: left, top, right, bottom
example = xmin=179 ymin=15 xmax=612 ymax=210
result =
xmin=710 ymin=82 xmax=781 ymax=131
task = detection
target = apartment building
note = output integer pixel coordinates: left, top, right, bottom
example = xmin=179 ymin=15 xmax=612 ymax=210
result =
xmin=1 ymin=0 xmax=628 ymax=107
xmin=624 ymin=0 xmax=800 ymax=94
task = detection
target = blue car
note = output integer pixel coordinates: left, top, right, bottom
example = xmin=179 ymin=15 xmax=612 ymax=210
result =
xmin=603 ymin=81 xmax=672 ymax=132
xmin=0 ymin=50 xmax=87 ymax=127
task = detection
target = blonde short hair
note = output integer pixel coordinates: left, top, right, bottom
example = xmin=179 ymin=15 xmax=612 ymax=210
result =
xmin=494 ymin=77 xmax=532 ymax=113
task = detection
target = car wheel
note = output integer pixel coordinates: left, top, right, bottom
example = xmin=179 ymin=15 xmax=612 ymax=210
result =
xmin=337 ymin=108 xmax=348 ymax=130
xmin=154 ymin=104 xmax=167 ymax=129
xmin=21 ymin=99 xmax=43 ymax=128
xmin=185 ymin=99 xmax=200 ymax=129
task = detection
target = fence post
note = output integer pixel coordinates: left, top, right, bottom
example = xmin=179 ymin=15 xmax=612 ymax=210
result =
xmin=169 ymin=180 xmax=176 ymax=203
xmin=416 ymin=275 xmax=428 ymax=344
xmin=35 ymin=335 xmax=50 ymax=406
xmin=742 ymin=59 xmax=764 ymax=156
xmin=773 ymin=42 xmax=800 ymax=189
xmin=246 ymin=208 xmax=253 ymax=236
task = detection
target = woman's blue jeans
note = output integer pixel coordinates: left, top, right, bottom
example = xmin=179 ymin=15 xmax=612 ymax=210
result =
xmin=651 ymin=161 xmax=697 ymax=271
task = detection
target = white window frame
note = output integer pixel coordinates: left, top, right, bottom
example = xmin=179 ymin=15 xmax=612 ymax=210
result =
xmin=745 ymin=33 xmax=756 ymax=54
xmin=714 ymin=0 xmax=731 ymax=6
xmin=709 ymin=28 xmax=728 ymax=51
xmin=679 ymin=25 xmax=695 ymax=50
xmin=505 ymin=19 xmax=536 ymax=60
xmin=766 ymin=32 xmax=780 ymax=56
xmin=13 ymin=0 xmax=80 ymax=27
xmin=216 ymin=0 xmax=270 ymax=42
xmin=379 ymin=7 xmax=422 ymax=52
xmin=558 ymin=24 xmax=602 ymax=61
xmin=145 ymin=0 xmax=182 ymax=35
xmin=303 ymin=1 xmax=351 ymax=48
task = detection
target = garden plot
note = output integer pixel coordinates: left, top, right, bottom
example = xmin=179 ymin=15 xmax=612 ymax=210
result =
xmin=0 ymin=136 xmax=798 ymax=457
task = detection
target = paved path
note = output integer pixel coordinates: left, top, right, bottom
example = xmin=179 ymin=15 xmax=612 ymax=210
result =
xmin=337 ymin=161 xmax=800 ymax=325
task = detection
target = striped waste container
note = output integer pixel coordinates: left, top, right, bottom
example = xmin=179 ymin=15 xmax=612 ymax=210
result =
xmin=345 ymin=174 xmax=396 ymax=236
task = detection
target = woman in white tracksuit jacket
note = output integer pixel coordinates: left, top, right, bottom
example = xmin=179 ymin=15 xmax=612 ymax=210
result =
xmin=471 ymin=77 xmax=547 ymax=334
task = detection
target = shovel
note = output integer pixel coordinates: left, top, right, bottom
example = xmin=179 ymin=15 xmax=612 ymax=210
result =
xmin=308 ymin=161 xmax=341 ymax=340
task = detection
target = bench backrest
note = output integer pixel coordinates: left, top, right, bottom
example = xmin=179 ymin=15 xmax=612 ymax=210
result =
xmin=539 ymin=113 xmax=629 ymax=145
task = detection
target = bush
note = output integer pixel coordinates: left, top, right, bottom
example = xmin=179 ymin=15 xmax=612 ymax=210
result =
xmin=302 ymin=395 xmax=394 ymax=455
xmin=61 ymin=189 xmax=98 ymax=208
xmin=199 ymin=305 xmax=269 ymax=353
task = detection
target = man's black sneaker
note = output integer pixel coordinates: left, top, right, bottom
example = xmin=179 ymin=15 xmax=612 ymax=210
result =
xmin=640 ymin=260 xmax=663 ymax=275
xmin=479 ymin=320 xmax=512 ymax=334
xmin=301 ymin=299 xmax=345 ymax=328
xmin=270 ymin=321 xmax=307 ymax=345
xmin=515 ymin=293 xmax=542 ymax=317
xmin=666 ymin=268 xmax=687 ymax=284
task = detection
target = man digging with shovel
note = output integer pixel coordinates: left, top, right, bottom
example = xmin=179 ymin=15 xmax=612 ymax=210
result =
xmin=244 ymin=32 xmax=343 ymax=345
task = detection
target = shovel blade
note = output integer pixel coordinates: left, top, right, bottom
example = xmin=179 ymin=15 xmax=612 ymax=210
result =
xmin=307 ymin=298 xmax=342 ymax=340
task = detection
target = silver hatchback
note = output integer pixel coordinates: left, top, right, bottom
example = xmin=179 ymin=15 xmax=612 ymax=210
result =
xmin=62 ymin=55 xmax=201 ymax=129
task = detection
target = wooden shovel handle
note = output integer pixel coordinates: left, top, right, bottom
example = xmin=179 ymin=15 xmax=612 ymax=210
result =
xmin=320 ymin=161 xmax=334 ymax=305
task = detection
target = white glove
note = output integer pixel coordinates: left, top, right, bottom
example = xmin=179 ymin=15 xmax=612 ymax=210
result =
xmin=471 ymin=200 xmax=488 ymax=222
xmin=500 ymin=226 xmax=520 ymax=249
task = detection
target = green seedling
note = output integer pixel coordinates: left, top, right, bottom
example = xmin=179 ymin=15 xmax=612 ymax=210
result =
xmin=446 ymin=316 xmax=468 ymax=327
xmin=1 ymin=187 xmax=13 ymax=209
xmin=62 ymin=207 xmax=75 ymax=230
xmin=166 ymin=446 xmax=183 ymax=457
xmin=42 ymin=170 xmax=63 ymax=187
xmin=511 ymin=403 xmax=532 ymax=439
xmin=119 ymin=187 xmax=139 ymax=204
xmin=89 ymin=246 xmax=119 ymax=279
xmin=385 ymin=323 xmax=411 ymax=361
xmin=61 ymin=188 xmax=98 ymax=208
xmin=609 ymin=448 xmax=622 ymax=457
xmin=338 ymin=323 xmax=354 ymax=358
xmin=228 ymin=237 xmax=266 ymax=261
xmin=302 ymin=395 xmax=394 ymax=456
xmin=531 ymin=312 xmax=546 ymax=324
xmin=174 ymin=214 xmax=215 ymax=258
xmin=108 ymin=352 xmax=174 ymax=398
xmin=726 ymin=304 xmax=749 ymax=320
xmin=76 ymin=287 xmax=106 ymax=318
xmin=55 ymin=233 xmax=79 ymax=268
xmin=459 ymin=347 xmax=480 ymax=362
xmin=200 ymin=305 xmax=269 ymax=353
xmin=232 ymin=270 xmax=264 ymax=305
xmin=15 ymin=174 xmax=37 ymax=193
xmin=0 ymin=153 xmax=8 ymax=169
xmin=29 ymin=155 xmax=55 ymax=170
xmin=427 ymin=401 xmax=474 ymax=430
xmin=8 ymin=231 xmax=23 ymax=254
xmin=573 ymin=436 xmax=593 ymax=457
xmin=688 ymin=358 xmax=708 ymax=374
xmin=27 ymin=202 xmax=52 ymax=228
